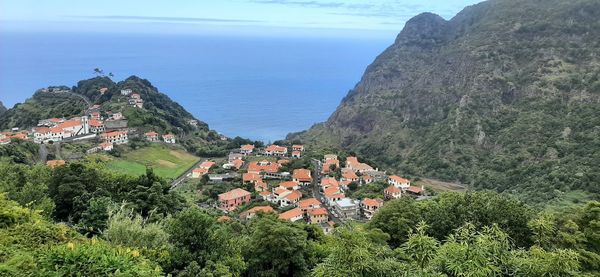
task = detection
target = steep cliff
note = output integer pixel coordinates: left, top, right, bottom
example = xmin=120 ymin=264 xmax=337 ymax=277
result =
xmin=291 ymin=0 xmax=600 ymax=200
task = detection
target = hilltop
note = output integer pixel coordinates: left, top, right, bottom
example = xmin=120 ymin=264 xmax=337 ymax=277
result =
xmin=290 ymin=0 xmax=600 ymax=202
xmin=0 ymin=101 xmax=6 ymax=115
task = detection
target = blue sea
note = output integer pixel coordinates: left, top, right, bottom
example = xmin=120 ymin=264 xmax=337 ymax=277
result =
xmin=0 ymin=31 xmax=391 ymax=141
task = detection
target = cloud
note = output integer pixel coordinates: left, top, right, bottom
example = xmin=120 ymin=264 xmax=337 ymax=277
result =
xmin=67 ymin=15 xmax=262 ymax=24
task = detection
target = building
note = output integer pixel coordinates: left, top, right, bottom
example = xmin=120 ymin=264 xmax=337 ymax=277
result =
xmin=298 ymin=198 xmax=322 ymax=213
xmin=361 ymin=175 xmax=374 ymax=185
xmin=322 ymin=158 xmax=340 ymax=174
xmin=278 ymin=208 xmax=304 ymax=222
xmin=254 ymin=180 xmax=268 ymax=192
xmin=208 ymin=173 xmax=238 ymax=182
xmin=247 ymin=160 xmax=280 ymax=174
xmin=191 ymin=168 xmax=208 ymax=178
xmin=320 ymin=177 xmax=339 ymax=191
xmin=228 ymin=153 xmax=244 ymax=161
xmin=98 ymin=142 xmax=114 ymax=151
xmin=241 ymin=206 xmax=275 ymax=220
xmin=291 ymin=151 xmax=302 ymax=158
xmin=361 ymin=198 xmax=384 ymax=220
xmin=101 ymin=131 xmax=128 ymax=144
xmin=388 ymin=175 xmax=410 ymax=189
xmin=243 ymin=173 xmax=262 ymax=184
xmin=240 ymin=144 xmax=254 ymax=155
xmin=163 ymin=134 xmax=176 ymax=144
xmin=89 ymin=119 xmax=105 ymax=133
xmin=111 ymin=112 xmax=124 ymax=120
xmin=279 ymin=181 xmax=301 ymax=191
xmin=265 ymin=144 xmax=287 ymax=156
xmin=345 ymin=156 xmax=375 ymax=173
xmin=218 ymin=188 xmax=251 ymax=211
xmin=144 ymin=131 xmax=159 ymax=142
xmin=292 ymin=168 xmax=312 ymax=186
xmin=121 ymin=89 xmax=132 ymax=96
xmin=341 ymin=170 xmax=359 ymax=183
xmin=324 ymin=154 xmax=338 ymax=161
xmin=384 ymin=185 xmax=402 ymax=200
xmin=223 ymin=159 xmax=244 ymax=170
xmin=333 ymin=198 xmax=360 ymax=219
xmin=307 ymin=208 xmax=329 ymax=224
xmin=292 ymin=145 xmax=304 ymax=152
xmin=279 ymin=190 xmax=302 ymax=207
xmin=406 ymin=185 xmax=425 ymax=196
xmin=46 ymin=160 xmax=66 ymax=168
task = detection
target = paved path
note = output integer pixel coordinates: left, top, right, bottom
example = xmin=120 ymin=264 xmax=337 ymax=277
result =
xmin=170 ymin=158 xmax=207 ymax=189
xmin=39 ymin=144 xmax=48 ymax=163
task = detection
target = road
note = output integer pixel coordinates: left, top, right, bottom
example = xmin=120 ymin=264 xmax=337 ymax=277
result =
xmin=39 ymin=144 xmax=48 ymax=163
xmin=62 ymin=91 xmax=92 ymax=109
xmin=170 ymin=158 xmax=207 ymax=190
xmin=310 ymin=158 xmax=343 ymax=225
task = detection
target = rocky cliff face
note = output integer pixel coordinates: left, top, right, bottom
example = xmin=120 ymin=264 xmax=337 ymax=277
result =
xmin=0 ymin=101 xmax=6 ymax=115
xmin=291 ymin=0 xmax=600 ymax=200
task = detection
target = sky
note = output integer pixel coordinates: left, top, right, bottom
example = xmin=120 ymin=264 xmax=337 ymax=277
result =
xmin=0 ymin=0 xmax=483 ymax=37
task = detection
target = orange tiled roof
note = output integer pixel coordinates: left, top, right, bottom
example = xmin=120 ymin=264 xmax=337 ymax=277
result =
xmin=362 ymin=198 xmax=383 ymax=207
xmin=247 ymin=161 xmax=280 ymax=173
xmin=323 ymin=187 xmax=341 ymax=196
xmin=406 ymin=186 xmax=424 ymax=194
xmin=163 ymin=134 xmax=175 ymax=139
xmin=145 ymin=131 xmax=158 ymax=137
xmin=279 ymin=208 xmax=303 ymax=220
xmin=57 ymin=120 xmax=82 ymax=129
xmin=389 ymin=175 xmax=409 ymax=184
xmin=101 ymin=131 xmax=127 ymax=138
xmin=342 ymin=171 xmax=359 ymax=180
xmin=284 ymin=190 xmax=302 ymax=201
xmin=89 ymin=119 xmax=104 ymax=127
xmin=199 ymin=161 xmax=216 ymax=169
xmin=241 ymin=144 xmax=254 ymax=151
xmin=385 ymin=185 xmax=402 ymax=193
xmin=308 ymin=208 xmax=328 ymax=216
xmin=218 ymin=188 xmax=251 ymax=201
xmin=320 ymin=177 xmax=339 ymax=187
xmin=46 ymin=160 xmax=66 ymax=167
xmin=243 ymin=173 xmax=262 ymax=183
xmin=265 ymin=144 xmax=287 ymax=152
xmin=279 ymin=181 xmax=299 ymax=189
xmin=293 ymin=169 xmax=312 ymax=181
xmin=298 ymin=198 xmax=321 ymax=209
xmin=247 ymin=206 xmax=275 ymax=214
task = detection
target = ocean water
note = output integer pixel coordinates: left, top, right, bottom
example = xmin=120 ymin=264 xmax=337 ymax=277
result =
xmin=0 ymin=31 xmax=391 ymax=141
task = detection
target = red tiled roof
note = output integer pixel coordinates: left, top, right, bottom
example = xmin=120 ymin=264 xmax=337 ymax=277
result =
xmin=240 ymin=144 xmax=254 ymax=151
xmin=101 ymin=131 xmax=127 ymax=138
xmin=247 ymin=161 xmax=280 ymax=173
xmin=243 ymin=173 xmax=262 ymax=183
xmin=385 ymin=185 xmax=402 ymax=193
xmin=320 ymin=177 xmax=339 ymax=187
xmin=389 ymin=175 xmax=409 ymax=184
xmin=218 ymin=188 xmax=251 ymax=201
xmin=265 ymin=144 xmax=287 ymax=153
xmin=342 ymin=171 xmax=359 ymax=180
xmin=247 ymin=206 xmax=275 ymax=214
xmin=308 ymin=208 xmax=328 ymax=216
xmin=298 ymin=198 xmax=321 ymax=209
xmin=284 ymin=190 xmax=302 ymax=201
xmin=279 ymin=181 xmax=299 ymax=189
xmin=406 ymin=186 xmax=424 ymax=194
xmin=362 ymin=198 xmax=383 ymax=207
xmin=57 ymin=120 xmax=82 ymax=130
xmin=89 ymin=119 xmax=104 ymax=127
xmin=145 ymin=131 xmax=159 ymax=137
xmin=323 ymin=187 xmax=341 ymax=196
xmin=293 ymin=169 xmax=312 ymax=181
xmin=199 ymin=161 xmax=215 ymax=169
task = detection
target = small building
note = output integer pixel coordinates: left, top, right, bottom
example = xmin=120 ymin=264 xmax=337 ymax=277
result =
xmin=388 ymin=175 xmax=410 ymax=189
xmin=46 ymin=160 xmax=66 ymax=168
xmin=278 ymin=208 xmax=304 ymax=222
xmin=101 ymin=131 xmax=128 ymax=145
xmin=384 ymin=185 xmax=402 ymax=200
xmin=279 ymin=181 xmax=301 ymax=191
xmin=98 ymin=142 xmax=114 ymax=151
xmin=292 ymin=145 xmax=304 ymax=152
xmin=291 ymin=151 xmax=302 ymax=158
xmin=120 ymin=89 xmax=132 ymax=96
xmin=307 ymin=208 xmax=329 ymax=224
xmin=320 ymin=177 xmax=339 ymax=191
xmin=265 ymin=144 xmax=287 ymax=156
xmin=406 ymin=185 xmax=425 ymax=196
xmin=243 ymin=173 xmax=262 ymax=184
xmin=241 ymin=206 xmax=275 ymax=220
xmin=322 ymin=158 xmax=340 ymax=174
xmin=333 ymin=198 xmax=360 ymax=219
xmin=292 ymin=168 xmax=312 ymax=186
xmin=298 ymin=198 xmax=322 ymax=213
xmin=89 ymin=119 xmax=105 ymax=133
xmin=361 ymin=198 xmax=384 ymax=220
xmin=208 ymin=173 xmax=238 ymax=182
xmin=191 ymin=168 xmax=208 ymax=178
xmin=247 ymin=160 xmax=280 ymax=174
xmin=162 ymin=134 xmax=176 ymax=144
xmin=218 ymin=188 xmax=251 ymax=211
xmin=228 ymin=152 xmax=244 ymax=161
xmin=324 ymin=154 xmax=338 ymax=160
xmin=90 ymin=112 xmax=101 ymax=120
xmin=280 ymin=190 xmax=302 ymax=207
xmin=144 ymin=131 xmax=160 ymax=142
xmin=254 ymin=180 xmax=268 ymax=192
xmin=341 ymin=170 xmax=359 ymax=183
xmin=240 ymin=144 xmax=254 ymax=155
xmin=223 ymin=159 xmax=244 ymax=170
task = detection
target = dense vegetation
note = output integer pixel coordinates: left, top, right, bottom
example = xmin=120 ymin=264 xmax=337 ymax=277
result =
xmin=290 ymin=0 xmax=600 ymax=202
xmin=0 ymin=101 xmax=6 ymax=115
xmin=0 ymin=157 xmax=599 ymax=276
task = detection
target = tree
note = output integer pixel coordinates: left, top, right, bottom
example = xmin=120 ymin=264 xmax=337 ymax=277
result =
xmin=401 ymin=222 xmax=439 ymax=271
xmin=93 ymin=68 xmax=104 ymax=76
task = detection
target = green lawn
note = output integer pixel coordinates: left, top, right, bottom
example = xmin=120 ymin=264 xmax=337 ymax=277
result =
xmin=107 ymin=145 xmax=200 ymax=179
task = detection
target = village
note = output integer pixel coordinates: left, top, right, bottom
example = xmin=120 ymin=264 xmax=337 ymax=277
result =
xmin=184 ymin=143 xmax=429 ymax=234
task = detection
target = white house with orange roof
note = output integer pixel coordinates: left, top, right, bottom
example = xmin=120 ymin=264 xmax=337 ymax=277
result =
xmin=89 ymin=119 xmax=105 ymax=133
xmin=241 ymin=206 xmax=275 ymax=220
xmin=247 ymin=160 xmax=280 ymax=174
xmin=162 ymin=134 xmax=176 ymax=144
xmin=243 ymin=173 xmax=262 ymax=184
xmin=291 ymin=151 xmax=302 ymax=158
xmin=307 ymin=208 xmax=329 ymax=224
xmin=144 ymin=131 xmax=159 ymax=142
xmin=279 ymin=181 xmax=301 ymax=191
xmin=292 ymin=168 xmax=312 ymax=186
xmin=292 ymin=145 xmax=304 ymax=152
xmin=388 ymin=175 xmax=410 ymax=189
xmin=98 ymin=142 xmax=114 ymax=151
xmin=254 ymin=180 xmax=268 ymax=192
xmin=361 ymin=198 xmax=384 ymax=219
xmin=240 ymin=144 xmax=254 ymax=155
xmin=279 ymin=208 xmax=304 ymax=222
xmin=192 ymin=168 xmax=208 ymax=178
xmin=320 ymin=177 xmax=339 ymax=191
xmin=322 ymin=158 xmax=340 ymax=174
xmin=345 ymin=156 xmax=375 ymax=173
xmin=101 ymin=131 xmax=128 ymax=144
xmin=265 ymin=144 xmax=287 ymax=156
xmin=298 ymin=198 xmax=322 ymax=214
xmin=384 ymin=185 xmax=402 ymax=200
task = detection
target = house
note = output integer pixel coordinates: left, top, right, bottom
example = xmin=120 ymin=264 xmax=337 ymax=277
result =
xmin=199 ymin=161 xmax=216 ymax=170
xmin=333 ymin=198 xmax=360 ymax=219
xmin=89 ymin=112 xmax=101 ymax=120
xmin=144 ymin=131 xmax=159 ymax=142
xmin=111 ymin=112 xmax=124 ymax=120
xmin=98 ymin=142 xmax=114 ymax=151
xmin=191 ymin=168 xmax=208 ymax=178
xmin=9 ymin=132 xmax=28 ymax=141
xmin=258 ymin=191 xmax=271 ymax=200
xmin=240 ymin=144 xmax=254 ymax=155
xmin=89 ymin=120 xmax=105 ymax=133
xmin=130 ymin=93 xmax=141 ymax=100
xmin=208 ymin=173 xmax=238 ymax=182
xmin=46 ymin=160 xmax=66 ymax=168
xmin=298 ymin=198 xmax=322 ymax=213
xmin=320 ymin=177 xmax=339 ymax=191
xmin=341 ymin=170 xmax=359 ymax=183
xmin=265 ymin=144 xmax=287 ymax=156
xmin=292 ymin=169 xmax=312 ymax=186
xmin=163 ymin=134 xmax=176 ymax=144
xmin=361 ymin=175 xmax=374 ymax=185
xmin=247 ymin=160 xmax=280 ymax=174
xmin=322 ymin=158 xmax=340 ymax=174
xmin=292 ymin=145 xmax=304 ymax=152
xmin=101 ymin=131 xmax=128 ymax=144
xmin=0 ymin=138 xmax=9 ymax=145
xmin=291 ymin=151 xmax=302 ymax=158
xmin=121 ymin=89 xmax=132 ymax=96
xmin=361 ymin=198 xmax=384 ymax=220
xmin=280 ymin=190 xmax=302 ymax=207
xmin=320 ymin=221 xmax=336 ymax=235
xmin=33 ymin=127 xmax=64 ymax=143
xmin=345 ymin=156 xmax=375 ymax=173
xmin=384 ymin=185 xmax=402 ymax=200
xmin=324 ymin=189 xmax=345 ymax=206
xmin=278 ymin=208 xmax=304 ymax=222
xmin=406 ymin=185 xmax=425 ymax=196
xmin=307 ymin=208 xmax=329 ymax=224
xmin=228 ymin=153 xmax=244 ymax=161
xmin=224 ymin=159 xmax=244 ymax=170
xmin=254 ymin=180 xmax=268 ymax=192
xmin=218 ymin=188 xmax=251 ymax=211
xmin=241 ymin=206 xmax=275 ymax=220
xmin=279 ymin=181 xmax=301 ymax=191
xmin=388 ymin=175 xmax=410 ymax=189
xmin=243 ymin=173 xmax=262 ymax=184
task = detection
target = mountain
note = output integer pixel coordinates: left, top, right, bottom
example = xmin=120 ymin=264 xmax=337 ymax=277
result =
xmin=0 ymin=76 xmax=239 ymax=156
xmin=0 ymin=101 xmax=6 ymax=115
xmin=291 ymin=0 xmax=600 ymax=201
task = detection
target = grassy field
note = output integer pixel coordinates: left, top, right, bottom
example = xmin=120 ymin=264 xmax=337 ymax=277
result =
xmin=415 ymin=178 xmax=468 ymax=193
xmin=107 ymin=145 xmax=200 ymax=179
